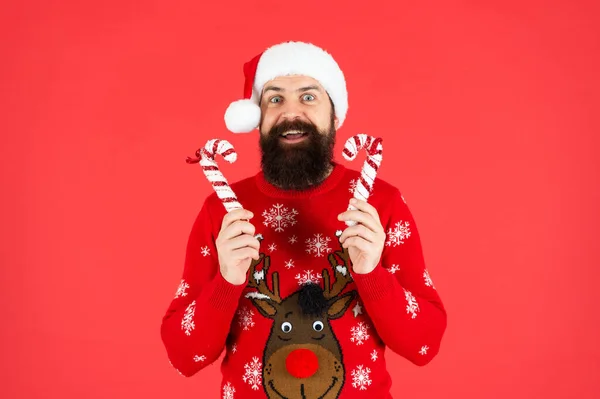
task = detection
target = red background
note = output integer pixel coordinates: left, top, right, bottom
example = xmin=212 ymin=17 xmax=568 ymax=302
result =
xmin=2 ymin=1 xmax=599 ymax=398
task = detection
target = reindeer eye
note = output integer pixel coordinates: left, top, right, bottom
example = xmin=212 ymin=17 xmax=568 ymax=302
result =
xmin=281 ymin=322 xmax=293 ymax=333
xmin=313 ymin=321 xmax=324 ymax=331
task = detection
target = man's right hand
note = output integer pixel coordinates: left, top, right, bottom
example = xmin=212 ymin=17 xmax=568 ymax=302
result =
xmin=216 ymin=209 xmax=261 ymax=286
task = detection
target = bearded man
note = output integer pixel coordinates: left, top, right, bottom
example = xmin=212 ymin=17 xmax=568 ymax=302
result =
xmin=161 ymin=41 xmax=447 ymax=399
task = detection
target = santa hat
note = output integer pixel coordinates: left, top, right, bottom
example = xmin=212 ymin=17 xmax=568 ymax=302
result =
xmin=224 ymin=41 xmax=348 ymax=133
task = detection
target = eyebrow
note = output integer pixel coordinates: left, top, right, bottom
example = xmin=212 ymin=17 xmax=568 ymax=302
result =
xmin=263 ymin=85 xmax=322 ymax=94
xmin=284 ymin=311 xmax=293 ymax=318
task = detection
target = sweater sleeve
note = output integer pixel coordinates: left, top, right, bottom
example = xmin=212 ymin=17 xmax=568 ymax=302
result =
xmin=160 ymin=195 xmax=247 ymax=377
xmin=351 ymin=188 xmax=447 ymax=366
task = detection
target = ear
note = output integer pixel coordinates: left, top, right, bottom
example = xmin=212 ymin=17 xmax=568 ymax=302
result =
xmin=334 ymin=115 xmax=340 ymax=130
xmin=250 ymin=298 xmax=278 ymax=319
xmin=327 ymin=291 xmax=357 ymax=319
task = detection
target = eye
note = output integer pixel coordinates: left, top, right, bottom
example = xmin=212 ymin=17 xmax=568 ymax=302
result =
xmin=302 ymin=94 xmax=315 ymax=101
xmin=281 ymin=322 xmax=293 ymax=333
xmin=269 ymin=96 xmax=282 ymax=103
xmin=312 ymin=321 xmax=324 ymax=332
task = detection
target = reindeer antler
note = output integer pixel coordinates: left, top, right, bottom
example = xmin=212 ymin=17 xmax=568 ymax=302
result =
xmin=322 ymin=231 xmax=353 ymax=300
xmin=247 ymin=253 xmax=282 ymax=304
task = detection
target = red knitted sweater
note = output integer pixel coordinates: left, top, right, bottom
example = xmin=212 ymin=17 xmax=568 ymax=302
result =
xmin=161 ymin=162 xmax=447 ymax=398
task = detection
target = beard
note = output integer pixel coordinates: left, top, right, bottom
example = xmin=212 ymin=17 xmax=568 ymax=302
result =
xmin=259 ymin=114 xmax=336 ymax=191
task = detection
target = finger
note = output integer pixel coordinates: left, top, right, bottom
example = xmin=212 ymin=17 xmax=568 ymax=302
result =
xmin=341 ymin=236 xmax=372 ymax=253
xmin=231 ymin=247 xmax=260 ymax=262
xmin=220 ymin=220 xmax=256 ymax=241
xmin=221 ymin=209 xmax=254 ymax=231
xmin=225 ymin=234 xmax=261 ymax=251
xmin=348 ymin=199 xmax=381 ymax=224
xmin=338 ymin=209 xmax=381 ymax=233
xmin=339 ymin=224 xmax=376 ymax=244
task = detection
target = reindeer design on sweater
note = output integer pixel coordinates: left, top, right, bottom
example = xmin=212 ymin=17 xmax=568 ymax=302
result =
xmin=245 ymin=233 xmax=357 ymax=399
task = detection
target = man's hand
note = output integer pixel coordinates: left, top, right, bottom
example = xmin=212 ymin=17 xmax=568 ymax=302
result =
xmin=337 ymin=198 xmax=386 ymax=274
xmin=216 ymin=209 xmax=260 ymax=285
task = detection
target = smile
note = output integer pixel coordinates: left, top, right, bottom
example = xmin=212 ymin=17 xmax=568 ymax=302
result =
xmin=269 ymin=377 xmax=339 ymax=399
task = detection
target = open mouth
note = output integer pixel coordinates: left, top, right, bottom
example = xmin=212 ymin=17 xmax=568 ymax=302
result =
xmin=280 ymin=130 xmax=308 ymax=143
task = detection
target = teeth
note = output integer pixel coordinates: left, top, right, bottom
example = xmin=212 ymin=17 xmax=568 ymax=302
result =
xmin=282 ymin=130 xmax=302 ymax=137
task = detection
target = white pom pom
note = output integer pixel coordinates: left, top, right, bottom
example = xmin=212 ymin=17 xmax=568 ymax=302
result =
xmin=224 ymin=99 xmax=261 ymax=133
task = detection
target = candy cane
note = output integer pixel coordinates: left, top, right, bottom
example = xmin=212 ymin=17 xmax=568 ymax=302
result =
xmin=342 ymin=134 xmax=383 ymax=226
xmin=186 ymin=139 xmax=242 ymax=212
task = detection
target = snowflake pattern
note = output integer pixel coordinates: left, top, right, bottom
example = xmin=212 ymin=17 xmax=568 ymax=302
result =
xmin=350 ymin=322 xmax=370 ymax=345
xmin=193 ymin=355 xmax=206 ymax=362
xmin=351 ymin=365 xmax=372 ymax=390
xmin=263 ymin=204 xmax=298 ymax=232
xmin=222 ymin=382 xmax=235 ymax=399
xmin=385 ymin=221 xmax=411 ymax=247
xmin=285 ymin=259 xmax=295 ymax=269
xmin=237 ymin=307 xmax=255 ymax=331
xmin=231 ymin=344 xmax=237 ymax=354
xmin=420 ymin=345 xmax=429 ymax=355
xmin=243 ymin=357 xmax=262 ymax=390
xmin=424 ymin=269 xmax=435 ymax=289
xmin=401 ymin=194 xmax=407 ymax=204
xmin=182 ymin=300 xmax=196 ymax=336
xmin=289 ymin=235 xmax=298 ymax=244
xmin=371 ymin=350 xmax=378 ymax=362
xmin=405 ymin=289 xmax=419 ymax=318
xmin=349 ymin=179 xmax=358 ymax=194
xmin=268 ymin=243 xmax=277 ymax=252
xmin=295 ymin=270 xmax=323 ymax=285
xmin=305 ymin=233 xmax=332 ymax=257
xmin=201 ymin=246 xmax=210 ymax=256
xmin=388 ymin=264 xmax=400 ymax=274
xmin=175 ymin=279 xmax=189 ymax=298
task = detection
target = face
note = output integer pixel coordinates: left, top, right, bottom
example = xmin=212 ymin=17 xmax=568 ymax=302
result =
xmin=258 ymin=75 xmax=339 ymax=191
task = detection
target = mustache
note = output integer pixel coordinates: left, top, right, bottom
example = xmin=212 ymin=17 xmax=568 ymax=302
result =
xmin=268 ymin=119 xmax=320 ymax=137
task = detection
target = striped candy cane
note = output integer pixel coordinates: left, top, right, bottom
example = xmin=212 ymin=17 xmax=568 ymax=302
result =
xmin=342 ymin=134 xmax=383 ymax=226
xmin=186 ymin=139 xmax=243 ymax=213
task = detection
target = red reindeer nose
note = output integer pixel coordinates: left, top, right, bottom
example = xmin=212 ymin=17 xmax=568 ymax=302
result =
xmin=285 ymin=348 xmax=319 ymax=378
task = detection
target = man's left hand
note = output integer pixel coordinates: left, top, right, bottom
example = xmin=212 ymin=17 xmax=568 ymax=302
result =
xmin=337 ymin=198 xmax=386 ymax=274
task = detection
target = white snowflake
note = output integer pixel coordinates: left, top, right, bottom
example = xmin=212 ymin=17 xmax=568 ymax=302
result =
xmin=385 ymin=221 xmax=411 ymax=247
xmin=401 ymin=194 xmax=407 ymax=204
xmin=405 ymin=289 xmax=419 ymax=319
xmin=352 ymin=302 xmax=363 ymax=317
xmin=351 ymin=365 xmax=372 ymax=390
xmin=285 ymin=259 xmax=295 ymax=269
xmin=193 ymin=355 xmax=206 ymax=362
xmin=419 ymin=345 xmax=429 ymax=355
xmin=424 ymin=269 xmax=435 ymax=289
xmin=182 ymin=300 xmax=196 ymax=336
xmin=237 ymin=307 xmax=255 ymax=331
xmin=388 ymin=264 xmax=400 ymax=274
xmin=201 ymin=246 xmax=210 ymax=256
xmin=231 ymin=344 xmax=237 ymax=354
xmin=222 ymin=382 xmax=235 ymax=399
xmin=289 ymin=235 xmax=298 ymax=244
xmin=349 ymin=179 xmax=358 ymax=194
xmin=371 ymin=350 xmax=378 ymax=362
xmin=350 ymin=322 xmax=370 ymax=345
xmin=174 ymin=279 xmax=189 ymax=298
xmin=305 ymin=233 xmax=332 ymax=257
xmin=243 ymin=356 xmax=262 ymax=390
xmin=268 ymin=243 xmax=277 ymax=252
xmin=263 ymin=204 xmax=298 ymax=232
xmin=295 ymin=270 xmax=323 ymax=285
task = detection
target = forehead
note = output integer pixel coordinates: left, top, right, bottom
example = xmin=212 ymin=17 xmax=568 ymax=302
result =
xmin=262 ymin=75 xmax=325 ymax=93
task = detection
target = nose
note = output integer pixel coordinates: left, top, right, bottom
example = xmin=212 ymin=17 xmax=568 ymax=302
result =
xmin=280 ymin=101 xmax=302 ymax=120
xmin=285 ymin=348 xmax=319 ymax=379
